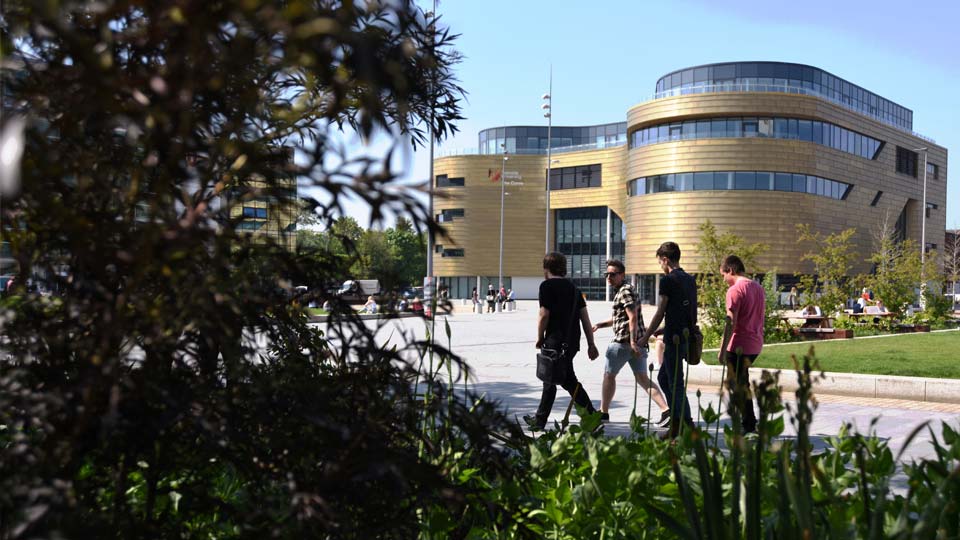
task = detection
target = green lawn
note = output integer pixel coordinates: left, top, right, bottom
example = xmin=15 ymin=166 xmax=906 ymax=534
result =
xmin=703 ymin=330 xmax=960 ymax=379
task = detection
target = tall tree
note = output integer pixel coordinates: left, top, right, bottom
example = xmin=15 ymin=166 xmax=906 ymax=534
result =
xmin=387 ymin=216 xmax=426 ymax=286
xmin=944 ymin=232 xmax=960 ymax=301
xmin=0 ymin=2 xmax=522 ymax=538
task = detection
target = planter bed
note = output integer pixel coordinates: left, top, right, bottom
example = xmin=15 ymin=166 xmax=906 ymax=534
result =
xmin=896 ymin=324 xmax=931 ymax=333
xmin=792 ymin=328 xmax=854 ymax=340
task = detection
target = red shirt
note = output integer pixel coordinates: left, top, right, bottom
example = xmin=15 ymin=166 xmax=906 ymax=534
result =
xmin=726 ymin=277 xmax=765 ymax=355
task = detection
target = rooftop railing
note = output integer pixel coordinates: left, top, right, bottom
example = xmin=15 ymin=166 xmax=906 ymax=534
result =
xmin=645 ymin=83 xmax=936 ymax=143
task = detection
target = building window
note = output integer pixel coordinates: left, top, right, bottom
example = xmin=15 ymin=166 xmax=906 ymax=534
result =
xmin=925 ymin=243 xmax=938 ymax=253
xmin=926 ymin=162 xmax=939 ymax=180
xmin=549 ymin=164 xmax=602 ymax=190
xmin=870 ymin=191 xmax=883 ymax=207
xmin=628 ymin=171 xmax=851 ymax=200
xmin=896 ymin=147 xmax=918 ymax=177
xmin=554 ymin=207 xmax=624 ymax=300
xmin=238 ymin=221 xmax=265 ymax=230
xmin=242 ymin=206 xmax=268 ymax=219
xmin=441 ymin=248 xmax=464 ymax=257
xmin=437 ymin=208 xmax=464 ymax=222
xmin=629 ymin=116 xmax=883 ymax=160
xmin=926 ymin=202 xmax=938 ymax=218
xmin=436 ymin=174 xmax=465 ymax=187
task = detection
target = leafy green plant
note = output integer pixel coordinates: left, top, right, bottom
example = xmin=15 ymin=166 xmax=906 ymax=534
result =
xmin=695 ymin=220 xmax=769 ymax=331
xmin=796 ymin=225 xmax=857 ymax=315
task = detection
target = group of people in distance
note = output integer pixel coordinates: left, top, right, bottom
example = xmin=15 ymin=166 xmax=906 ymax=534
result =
xmin=473 ymin=284 xmax=515 ymax=313
xmin=523 ymin=242 xmax=765 ymax=440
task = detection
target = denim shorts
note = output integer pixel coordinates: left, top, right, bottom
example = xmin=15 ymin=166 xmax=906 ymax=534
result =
xmin=604 ymin=342 xmax=648 ymax=376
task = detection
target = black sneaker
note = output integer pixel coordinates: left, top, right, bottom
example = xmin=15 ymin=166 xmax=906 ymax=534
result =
xmin=600 ymin=412 xmax=610 ymax=422
xmin=657 ymin=410 xmax=671 ymax=427
xmin=522 ymin=414 xmax=546 ymax=430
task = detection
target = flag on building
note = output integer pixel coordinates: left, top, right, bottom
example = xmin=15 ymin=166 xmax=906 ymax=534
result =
xmin=488 ymin=168 xmax=501 ymax=182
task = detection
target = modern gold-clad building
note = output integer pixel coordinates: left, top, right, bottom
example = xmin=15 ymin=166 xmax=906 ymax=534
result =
xmin=433 ymin=62 xmax=948 ymax=302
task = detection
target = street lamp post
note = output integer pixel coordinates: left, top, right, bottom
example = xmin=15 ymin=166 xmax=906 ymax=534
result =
xmin=915 ymin=147 xmax=929 ymax=309
xmin=542 ymin=67 xmax=553 ymax=253
xmin=425 ymin=0 xmax=438 ymax=292
xmin=498 ymin=145 xmax=508 ymax=293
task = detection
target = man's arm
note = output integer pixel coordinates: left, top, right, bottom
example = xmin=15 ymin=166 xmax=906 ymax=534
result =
xmin=536 ymin=307 xmax=549 ymax=348
xmin=625 ymin=303 xmax=641 ymax=355
xmin=638 ymin=295 xmax=668 ymax=347
xmin=591 ymin=316 xmax=614 ymax=333
xmin=718 ymin=290 xmax=739 ymax=362
xmin=579 ymin=306 xmax=600 ymax=361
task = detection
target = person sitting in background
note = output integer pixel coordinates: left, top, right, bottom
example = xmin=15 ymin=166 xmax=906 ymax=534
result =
xmin=411 ymin=297 xmax=424 ymax=314
xmin=800 ymin=304 xmax=822 ymax=328
xmin=857 ymin=288 xmax=874 ymax=311
xmin=361 ymin=295 xmax=378 ymax=314
xmin=873 ymin=299 xmax=888 ymax=324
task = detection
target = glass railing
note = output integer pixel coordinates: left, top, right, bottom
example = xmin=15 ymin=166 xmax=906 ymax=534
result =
xmin=643 ymin=83 xmax=935 ymax=143
xmin=435 ymin=138 xmax=626 ymax=158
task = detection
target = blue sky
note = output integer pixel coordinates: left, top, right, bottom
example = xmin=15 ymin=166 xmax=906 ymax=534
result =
xmin=349 ymin=0 xmax=959 ymax=228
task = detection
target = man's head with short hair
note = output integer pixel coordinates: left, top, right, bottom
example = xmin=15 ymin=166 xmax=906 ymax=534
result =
xmin=655 ymin=242 xmax=681 ymax=274
xmin=720 ymin=254 xmax=746 ymax=285
xmin=721 ymin=255 xmax=745 ymax=274
xmin=605 ymin=259 xmax=625 ymax=274
xmin=656 ymin=242 xmax=681 ymax=263
xmin=543 ymin=252 xmax=567 ymax=277
xmin=605 ymin=259 xmax=626 ymax=286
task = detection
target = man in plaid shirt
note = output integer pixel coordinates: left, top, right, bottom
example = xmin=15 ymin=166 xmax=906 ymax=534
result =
xmin=592 ymin=259 xmax=670 ymax=424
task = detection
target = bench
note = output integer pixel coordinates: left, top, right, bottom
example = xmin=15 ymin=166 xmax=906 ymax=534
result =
xmin=792 ymin=327 xmax=853 ymax=340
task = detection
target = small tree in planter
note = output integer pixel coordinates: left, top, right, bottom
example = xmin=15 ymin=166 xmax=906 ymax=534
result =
xmin=796 ymin=225 xmax=857 ymax=316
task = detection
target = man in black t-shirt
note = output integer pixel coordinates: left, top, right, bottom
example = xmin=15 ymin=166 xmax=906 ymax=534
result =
xmin=638 ymin=242 xmax=697 ymax=439
xmin=523 ymin=252 xmax=600 ymax=430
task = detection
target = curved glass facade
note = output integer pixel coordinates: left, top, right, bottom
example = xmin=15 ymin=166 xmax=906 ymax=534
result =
xmin=627 ymin=171 xmax=851 ymax=200
xmin=654 ymin=62 xmax=912 ymax=131
xmin=629 ymin=116 xmax=883 ymax=160
xmin=478 ymin=122 xmax=626 ymax=155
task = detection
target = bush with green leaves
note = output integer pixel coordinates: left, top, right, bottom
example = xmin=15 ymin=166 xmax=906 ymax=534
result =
xmin=0 ymin=1 xmax=530 ymax=538
xmin=427 ymin=351 xmax=960 ymax=539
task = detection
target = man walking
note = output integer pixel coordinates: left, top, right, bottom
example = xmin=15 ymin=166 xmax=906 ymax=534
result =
xmin=592 ymin=259 xmax=670 ymax=425
xmin=638 ymin=242 xmax=697 ymax=439
xmin=523 ymin=252 xmax=600 ymax=430
xmin=718 ymin=255 xmax=765 ymax=434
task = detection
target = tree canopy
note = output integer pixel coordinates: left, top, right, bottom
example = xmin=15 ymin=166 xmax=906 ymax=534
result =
xmin=0 ymin=1 xmax=522 ymax=538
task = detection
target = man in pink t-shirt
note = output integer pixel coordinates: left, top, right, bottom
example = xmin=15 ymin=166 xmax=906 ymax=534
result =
xmin=718 ymin=255 xmax=765 ymax=434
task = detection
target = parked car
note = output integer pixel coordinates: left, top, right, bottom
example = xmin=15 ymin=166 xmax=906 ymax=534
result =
xmin=400 ymin=286 xmax=424 ymax=300
xmin=337 ymin=279 xmax=381 ymax=302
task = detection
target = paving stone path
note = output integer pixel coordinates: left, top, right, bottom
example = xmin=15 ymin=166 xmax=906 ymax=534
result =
xmin=330 ymin=299 xmax=960 ymax=470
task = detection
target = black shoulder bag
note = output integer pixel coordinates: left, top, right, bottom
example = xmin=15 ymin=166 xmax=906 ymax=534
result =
xmin=678 ymin=278 xmax=703 ymax=365
xmin=536 ymin=284 xmax=580 ymax=384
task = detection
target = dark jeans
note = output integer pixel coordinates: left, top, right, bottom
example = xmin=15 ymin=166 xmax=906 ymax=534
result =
xmin=534 ymin=351 xmax=596 ymax=423
xmin=659 ymin=337 xmax=694 ymax=431
xmin=724 ymin=351 xmax=758 ymax=433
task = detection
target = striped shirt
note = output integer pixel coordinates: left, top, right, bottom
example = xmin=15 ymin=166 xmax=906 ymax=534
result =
xmin=611 ymin=283 xmax=637 ymax=343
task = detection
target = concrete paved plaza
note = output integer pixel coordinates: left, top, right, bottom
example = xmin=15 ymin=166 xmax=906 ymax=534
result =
xmin=335 ymin=300 xmax=960 ymax=466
